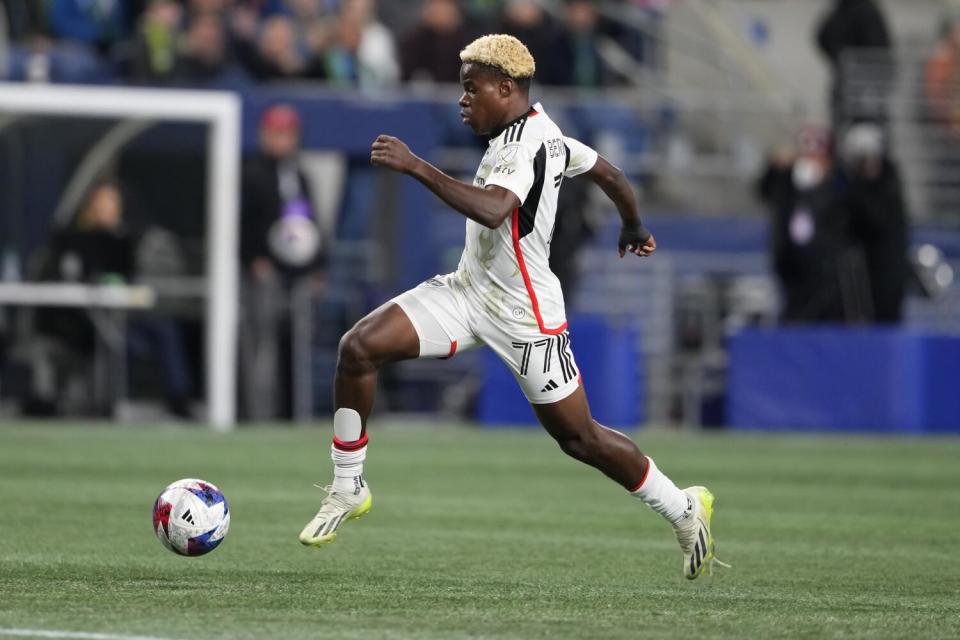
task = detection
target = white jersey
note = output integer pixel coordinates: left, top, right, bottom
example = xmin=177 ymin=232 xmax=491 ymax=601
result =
xmin=455 ymin=101 xmax=598 ymax=335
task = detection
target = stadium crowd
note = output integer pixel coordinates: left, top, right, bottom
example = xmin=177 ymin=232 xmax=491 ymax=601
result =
xmin=0 ymin=0 xmax=662 ymax=88
xmin=2 ymin=0 xmax=956 ymax=423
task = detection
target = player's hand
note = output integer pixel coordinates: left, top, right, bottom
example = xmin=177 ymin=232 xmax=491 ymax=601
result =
xmin=618 ymin=223 xmax=655 ymax=258
xmin=370 ymin=135 xmax=419 ymax=174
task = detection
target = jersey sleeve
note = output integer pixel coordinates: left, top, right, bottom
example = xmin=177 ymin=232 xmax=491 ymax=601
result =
xmin=562 ymin=136 xmax=599 ymax=178
xmin=483 ymin=142 xmax=536 ymax=203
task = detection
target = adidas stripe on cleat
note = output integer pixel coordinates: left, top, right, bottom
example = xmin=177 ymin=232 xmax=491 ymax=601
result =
xmin=673 ymin=486 xmax=731 ymax=579
xmin=298 ymin=483 xmax=372 ymax=547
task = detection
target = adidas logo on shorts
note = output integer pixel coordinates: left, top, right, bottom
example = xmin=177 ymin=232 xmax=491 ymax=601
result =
xmin=540 ymin=379 xmax=559 ymax=393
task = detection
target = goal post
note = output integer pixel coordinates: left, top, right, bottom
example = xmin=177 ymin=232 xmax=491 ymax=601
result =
xmin=0 ymin=83 xmax=241 ymax=431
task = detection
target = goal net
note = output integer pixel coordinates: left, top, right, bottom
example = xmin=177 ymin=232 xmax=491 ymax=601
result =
xmin=0 ymin=83 xmax=240 ymax=430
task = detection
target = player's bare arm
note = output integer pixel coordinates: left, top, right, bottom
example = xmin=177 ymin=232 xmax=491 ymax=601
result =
xmin=370 ymin=134 xmax=519 ymax=229
xmin=582 ymin=156 xmax=656 ymax=259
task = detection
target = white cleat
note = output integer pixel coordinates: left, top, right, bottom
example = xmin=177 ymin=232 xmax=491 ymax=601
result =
xmin=673 ymin=486 xmax=730 ymax=580
xmin=298 ymin=483 xmax=372 ymax=547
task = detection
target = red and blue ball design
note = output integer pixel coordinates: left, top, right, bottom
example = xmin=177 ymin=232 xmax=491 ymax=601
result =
xmin=152 ymin=478 xmax=230 ymax=557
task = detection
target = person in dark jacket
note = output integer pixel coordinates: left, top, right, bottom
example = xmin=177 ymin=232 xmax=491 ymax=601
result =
xmin=241 ymin=104 xmax=323 ymax=282
xmin=839 ymin=124 xmax=909 ymax=323
xmin=756 ymin=130 xmax=850 ymax=323
xmin=240 ymin=104 xmax=324 ymax=421
xmin=234 ymin=14 xmax=327 ymax=82
xmin=32 ymin=181 xmax=193 ymax=417
xmin=816 ymin=0 xmax=894 ymax=129
xmin=36 ymin=182 xmax=135 ymax=355
xmin=400 ymin=0 xmax=482 ymax=83
xmin=498 ymin=0 xmax=568 ymax=86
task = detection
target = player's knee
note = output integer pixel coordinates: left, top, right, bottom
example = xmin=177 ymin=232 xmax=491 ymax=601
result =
xmin=337 ymin=328 xmax=377 ymax=374
xmin=556 ymin=427 xmax=604 ymax=464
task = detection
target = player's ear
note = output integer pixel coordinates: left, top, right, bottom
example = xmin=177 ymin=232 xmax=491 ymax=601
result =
xmin=499 ymin=77 xmax=513 ymax=98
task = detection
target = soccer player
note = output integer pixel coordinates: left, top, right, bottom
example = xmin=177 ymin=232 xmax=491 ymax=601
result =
xmin=299 ymin=34 xmax=726 ymax=579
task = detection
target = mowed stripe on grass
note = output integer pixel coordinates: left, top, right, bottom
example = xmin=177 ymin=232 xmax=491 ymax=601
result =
xmin=1 ymin=424 xmax=958 ymax=640
xmin=0 ymin=628 xmax=178 ymax=640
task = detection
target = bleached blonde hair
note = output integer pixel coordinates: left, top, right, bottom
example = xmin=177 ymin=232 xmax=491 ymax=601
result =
xmin=460 ymin=34 xmax=535 ymax=79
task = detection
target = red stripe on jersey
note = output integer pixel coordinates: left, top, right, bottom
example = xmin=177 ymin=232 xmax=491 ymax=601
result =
xmin=333 ymin=433 xmax=368 ymax=451
xmin=438 ymin=340 xmax=458 ymax=360
xmin=511 ymin=209 xmax=568 ymax=335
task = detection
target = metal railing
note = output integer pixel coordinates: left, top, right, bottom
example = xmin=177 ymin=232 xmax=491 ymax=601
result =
xmin=840 ymin=47 xmax=960 ymax=224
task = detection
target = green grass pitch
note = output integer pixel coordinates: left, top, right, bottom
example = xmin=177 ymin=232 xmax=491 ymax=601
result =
xmin=1 ymin=423 xmax=959 ymax=639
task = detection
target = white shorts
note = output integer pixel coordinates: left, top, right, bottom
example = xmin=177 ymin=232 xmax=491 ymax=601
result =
xmin=391 ymin=273 xmax=581 ymax=404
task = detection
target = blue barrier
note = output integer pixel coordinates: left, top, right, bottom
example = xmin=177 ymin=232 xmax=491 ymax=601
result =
xmin=476 ymin=314 xmax=643 ymax=427
xmin=728 ymin=327 xmax=960 ymax=433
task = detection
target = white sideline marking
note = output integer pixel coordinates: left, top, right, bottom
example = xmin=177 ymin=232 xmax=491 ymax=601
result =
xmin=0 ymin=629 xmax=177 ymax=640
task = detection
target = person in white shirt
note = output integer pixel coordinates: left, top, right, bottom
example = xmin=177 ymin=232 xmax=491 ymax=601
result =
xmin=298 ymin=34 xmax=727 ymax=580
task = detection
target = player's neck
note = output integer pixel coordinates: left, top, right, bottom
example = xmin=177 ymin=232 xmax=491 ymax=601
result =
xmin=491 ymin=103 xmax=533 ymax=138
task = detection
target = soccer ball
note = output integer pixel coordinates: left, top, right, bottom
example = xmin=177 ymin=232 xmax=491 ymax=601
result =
xmin=152 ymin=478 xmax=230 ymax=557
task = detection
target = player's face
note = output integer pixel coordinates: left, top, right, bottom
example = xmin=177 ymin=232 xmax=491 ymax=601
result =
xmin=458 ymin=63 xmax=507 ymax=135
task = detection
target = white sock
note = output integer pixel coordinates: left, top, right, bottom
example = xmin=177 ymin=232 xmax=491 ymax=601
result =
xmin=630 ymin=456 xmax=692 ymax=526
xmin=330 ymin=408 xmax=367 ymax=495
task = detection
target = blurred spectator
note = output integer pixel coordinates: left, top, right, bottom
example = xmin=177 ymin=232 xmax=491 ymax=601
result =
xmin=47 ymin=0 xmax=127 ymax=54
xmin=756 ymin=129 xmax=849 ymax=323
xmin=278 ymin=0 xmax=328 ymax=49
xmin=41 ymin=182 xmax=134 ymax=292
xmin=557 ymin=0 xmax=622 ymax=88
xmin=319 ymin=0 xmax=398 ymax=88
xmin=499 ymin=0 xmax=567 ymax=86
xmin=925 ymin=15 xmax=960 ymax=137
xmin=130 ymin=0 xmax=183 ymax=83
xmin=29 ymin=182 xmax=134 ymax=414
xmin=401 ymin=0 xmax=480 ymax=83
xmin=236 ymin=14 xmax=325 ymax=80
xmin=838 ymin=124 xmax=909 ymax=323
xmin=31 ymin=182 xmax=193 ymax=417
xmin=816 ymin=0 xmax=893 ymax=129
xmin=240 ymin=104 xmax=326 ymax=420
xmin=177 ymin=11 xmax=234 ymax=81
